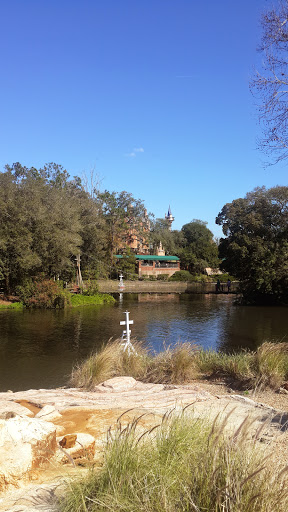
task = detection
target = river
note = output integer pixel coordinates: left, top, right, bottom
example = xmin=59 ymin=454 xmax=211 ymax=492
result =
xmin=0 ymin=293 xmax=287 ymax=391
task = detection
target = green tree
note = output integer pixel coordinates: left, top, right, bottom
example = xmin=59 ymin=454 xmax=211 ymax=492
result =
xmin=216 ymin=186 xmax=288 ymax=304
xmin=180 ymin=220 xmax=219 ymax=273
xmin=0 ymin=163 xmax=82 ymax=291
xmin=149 ymin=218 xmax=183 ymax=255
xmin=97 ymin=190 xmax=150 ymax=266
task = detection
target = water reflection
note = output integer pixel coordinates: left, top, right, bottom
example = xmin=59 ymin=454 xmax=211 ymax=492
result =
xmin=0 ymin=294 xmax=288 ymax=391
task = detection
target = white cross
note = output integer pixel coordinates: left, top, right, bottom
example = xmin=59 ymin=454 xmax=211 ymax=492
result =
xmin=120 ymin=310 xmax=135 ymax=353
xmin=119 ymin=273 xmax=125 ymax=290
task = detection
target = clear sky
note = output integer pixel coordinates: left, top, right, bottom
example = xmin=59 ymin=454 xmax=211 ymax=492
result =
xmin=1 ymin=0 xmax=286 ymax=237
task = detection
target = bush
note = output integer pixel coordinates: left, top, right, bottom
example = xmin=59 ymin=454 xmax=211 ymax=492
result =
xmin=16 ymin=278 xmax=71 ymax=309
xmin=212 ymin=273 xmax=235 ymax=282
xmin=156 ymin=274 xmax=169 ymax=281
xmin=169 ymin=270 xmax=194 ymax=281
xmin=82 ymin=280 xmax=99 ymax=296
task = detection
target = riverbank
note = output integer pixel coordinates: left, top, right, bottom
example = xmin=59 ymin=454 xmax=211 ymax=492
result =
xmin=97 ymin=279 xmax=240 ymax=294
xmin=0 ymin=293 xmax=115 ymax=310
xmin=71 ymin=339 xmax=288 ymax=392
xmin=0 ymin=378 xmax=287 ymax=512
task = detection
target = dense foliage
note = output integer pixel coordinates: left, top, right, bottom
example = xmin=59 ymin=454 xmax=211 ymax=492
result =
xmin=216 ymin=186 xmax=288 ymax=304
xmin=0 ymin=163 xmax=152 ymax=292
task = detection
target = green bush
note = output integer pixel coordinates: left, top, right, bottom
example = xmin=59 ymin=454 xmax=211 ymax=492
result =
xmin=191 ymin=273 xmax=212 ymax=282
xmin=82 ymin=280 xmax=99 ymax=296
xmin=16 ymin=278 xmax=71 ymax=309
xmin=156 ymin=274 xmax=169 ymax=281
xmin=169 ymin=270 xmax=194 ymax=281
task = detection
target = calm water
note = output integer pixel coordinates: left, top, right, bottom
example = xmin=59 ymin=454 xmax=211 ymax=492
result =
xmin=0 ymin=293 xmax=287 ymax=391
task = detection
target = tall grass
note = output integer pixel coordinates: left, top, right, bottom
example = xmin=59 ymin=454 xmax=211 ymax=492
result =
xmin=60 ymin=411 xmax=288 ymax=512
xmin=70 ymin=340 xmax=149 ymax=389
xmin=70 ymin=340 xmax=288 ymax=390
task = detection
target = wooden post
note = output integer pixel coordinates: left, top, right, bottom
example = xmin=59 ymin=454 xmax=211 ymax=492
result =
xmin=75 ymin=254 xmax=83 ymax=288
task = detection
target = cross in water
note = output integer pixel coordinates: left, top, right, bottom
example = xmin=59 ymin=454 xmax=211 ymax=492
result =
xmin=119 ymin=273 xmax=125 ymax=291
xmin=120 ymin=310 xmax=135 ymax=354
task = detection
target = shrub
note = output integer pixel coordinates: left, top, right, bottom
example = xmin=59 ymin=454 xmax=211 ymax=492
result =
xmin=156 ymin=274 xmax=169 ymax=281
xmin=82 ymin=280 xmax=99 ymax=296
xmin=17 ymin=278 xmax=71 ymax=309
xmin=169 ymin=270 xmax=194 ymax=281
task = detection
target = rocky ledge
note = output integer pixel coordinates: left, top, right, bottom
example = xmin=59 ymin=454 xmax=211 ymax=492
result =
xmin=0 ymin=377 xmax=287 ymax=511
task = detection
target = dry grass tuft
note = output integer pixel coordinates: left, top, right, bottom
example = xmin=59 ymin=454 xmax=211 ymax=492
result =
xmin=60 ymin=410 xmax=288 ymax=512
xmin=147 ymin=341 xmax=199 ymax=383
xmin=70 ymin=339 xmax=148 ymax=389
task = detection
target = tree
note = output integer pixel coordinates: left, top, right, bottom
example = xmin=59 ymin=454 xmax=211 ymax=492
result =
xmin=149 ymin=218 xmax=183 ymax=255
xmin=216 ymin=186 xmax=288 ymax=304
xmin=97 ymin=190 xmax=150 ymax=266
xmin=0 ymin=163 xmax=83 ymax=291
xmin=180 ymin=220 xmax=219 ymax=273
xmin=251 ymin=1 xmax=288 ymax=163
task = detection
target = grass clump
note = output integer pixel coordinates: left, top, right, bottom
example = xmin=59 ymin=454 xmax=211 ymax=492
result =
xmin=255 ymin=342 xmax=288 ymax=389
xmin=147 ymin=342 xmax=199 ymax=383
xmin=60 ymin=411 xmax=288 ymax=512
xmin=70 ymin=293 xmax=115 ymax=307
xmin=71 ymin=340 xmax=288 ymax=391
xmin=70 ymin=339 xmax=148 ymax=389
xmin=197 ymin=349 xmax=256 ymax=385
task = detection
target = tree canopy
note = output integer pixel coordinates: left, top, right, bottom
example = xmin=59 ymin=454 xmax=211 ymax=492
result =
xmin=216 ymin=186 xmax=288 ymax=304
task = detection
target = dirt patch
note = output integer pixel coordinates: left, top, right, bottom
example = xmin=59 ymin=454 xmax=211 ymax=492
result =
xmin=53 ymin=407 xmax=161 ymax=438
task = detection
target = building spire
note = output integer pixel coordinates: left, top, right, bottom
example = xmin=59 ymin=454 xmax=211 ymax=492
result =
xmin=165 ymin=205 xmax=174 ymax=231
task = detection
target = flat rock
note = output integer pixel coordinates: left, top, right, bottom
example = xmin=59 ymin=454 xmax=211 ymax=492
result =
xmin=35 ymin=405 xmax=62 ymax=422
xmin=101 ymin=376 xmax=137 ymax=392
xmin=0 ymin=401 xmax=33 ymax=418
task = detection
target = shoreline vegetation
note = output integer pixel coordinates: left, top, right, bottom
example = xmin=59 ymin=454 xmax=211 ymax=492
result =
xmin=60 ymin=408 xmax=288 ymax=512
xmin=0 ymin=292 xmax=115 ymax=310
xmin=71 ymin=339 xmax=288 ymax=392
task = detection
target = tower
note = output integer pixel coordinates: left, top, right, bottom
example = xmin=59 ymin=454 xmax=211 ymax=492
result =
xmin=165 ymin=205 xmax=174 ymax=231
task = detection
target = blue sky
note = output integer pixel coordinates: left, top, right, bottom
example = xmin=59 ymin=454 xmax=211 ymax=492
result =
xmin=1 ymin=0 xmax=286 ymax=237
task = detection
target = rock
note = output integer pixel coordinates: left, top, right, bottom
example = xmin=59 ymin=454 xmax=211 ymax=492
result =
xmin=101 ymin=376 xmax=137 ymax=392
xmin=59 ymin=434 xmax=77 ymax=448
xmin=0 ymin=401 xmax=33 ymax=418
xmin=56 ymin=433 xmax=95 ymax=464
xmin=35 ymin=405 xmax=62 ymax=422
xmin=55 ymin=425 xmax=66 ymax=436
xmin=0 ymin=416 xmax=56 ymax=489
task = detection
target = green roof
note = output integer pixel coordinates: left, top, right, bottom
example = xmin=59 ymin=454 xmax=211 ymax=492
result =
xmin=115 ymin=254 xmax=180 ymax=261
